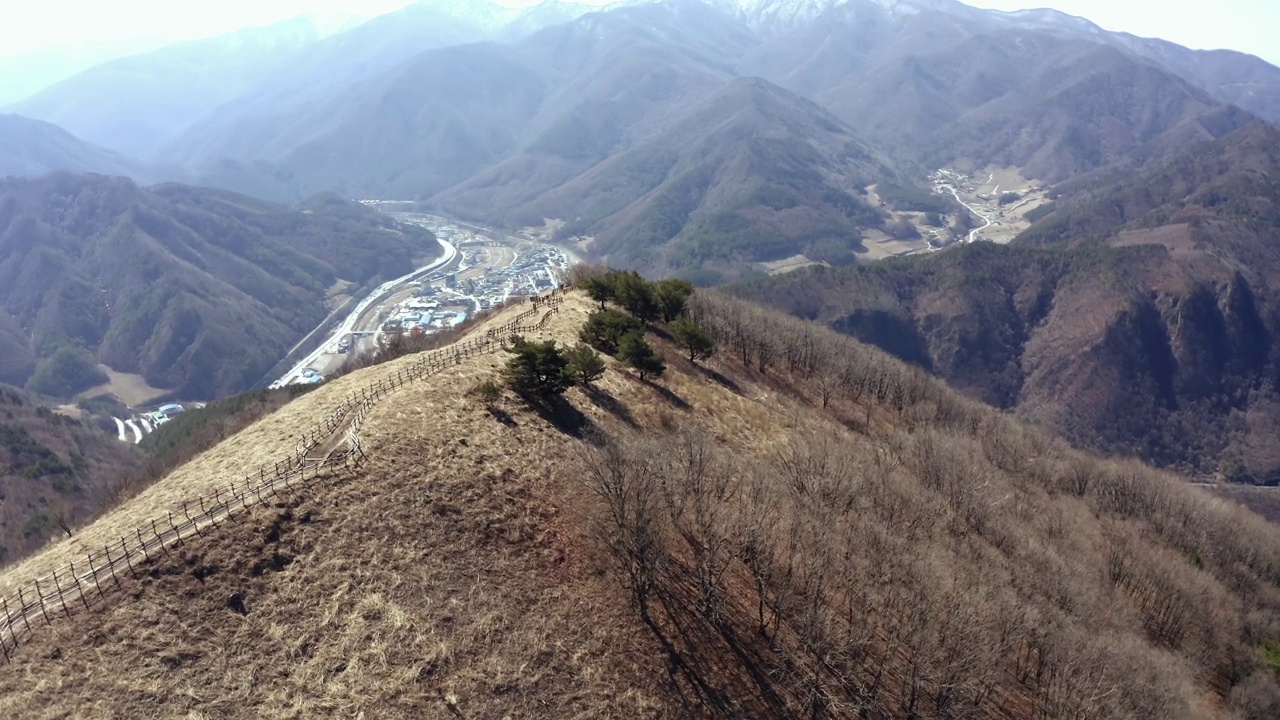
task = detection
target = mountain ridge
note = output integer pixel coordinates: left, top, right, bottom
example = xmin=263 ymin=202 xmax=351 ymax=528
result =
xmin=743 ymin=122 xmax=1280 ymax=481
xmin=0 ymin=114 xmax=151 ymax=181
xmin=0 ymin=289 xmax=1277 ymax=717
xmin=0 ymin=173 xmax=440 ymax=401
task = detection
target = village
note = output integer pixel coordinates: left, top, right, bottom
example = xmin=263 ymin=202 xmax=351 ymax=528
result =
xmin=928 ymin=167 xmax=1050 ymax=245
xmin=370 ymin=217 xmax=573 ymax=347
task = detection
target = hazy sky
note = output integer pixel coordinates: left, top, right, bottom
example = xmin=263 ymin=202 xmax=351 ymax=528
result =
xmin=968 ymin=0 xmax=1279 ymax=64
xmin=0 ymin=0 xmax=1276 ymax=64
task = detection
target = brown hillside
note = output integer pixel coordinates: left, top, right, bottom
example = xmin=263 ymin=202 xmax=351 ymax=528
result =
xmin=740 ymin=124 xmax=1280 ymax=482
xmin=0 ymin=290 xmax=1277 ymax=718
xmin=0 ymin=385 xmax=148 ymax=565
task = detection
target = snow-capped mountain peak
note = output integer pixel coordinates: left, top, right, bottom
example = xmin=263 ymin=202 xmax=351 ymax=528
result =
xmin=707 ymin=0 xmax=845 ymax=27
xmin=702 ymin=0 xmax=935 ymax=30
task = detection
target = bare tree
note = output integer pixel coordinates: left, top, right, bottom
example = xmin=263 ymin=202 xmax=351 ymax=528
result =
xmin=580 ymin=436 xmax=667 ymax=621
xmin=659 ymin=427 xmax=737 ymax=623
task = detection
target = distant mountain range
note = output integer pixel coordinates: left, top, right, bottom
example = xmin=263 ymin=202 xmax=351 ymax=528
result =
xmin=744 ymin=122 xmax=1280 ymax=483
xmin=7 ymin=16 xmax=354 ymax=159
xmin=0 ymin=115 xmax=151 ymax=181
xmin=7 ymin=2 xmax=600 ymax=162
xmin=0 ymin=1 xmax=1274 ymax=259
xmin=0 ymin=1 xmax=1274 ymax=280
xmin=0 ymin=174 xmax=439 ymax=400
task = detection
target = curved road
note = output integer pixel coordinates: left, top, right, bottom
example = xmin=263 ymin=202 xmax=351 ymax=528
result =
xmin=943 ymin=185 xmax=994 ymax=243
xmin=273 ymin=239 xmax=458 ymax=388
xmin=124 ymin=419 xmax=143 ymax=444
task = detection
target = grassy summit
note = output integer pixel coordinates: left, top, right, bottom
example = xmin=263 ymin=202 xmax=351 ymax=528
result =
xmin=0 ymin=289 xmax=1276 ymax=718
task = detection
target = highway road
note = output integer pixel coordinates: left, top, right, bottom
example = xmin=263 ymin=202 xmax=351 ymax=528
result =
xmin=272 ymin=238 xmax=459 ymax=388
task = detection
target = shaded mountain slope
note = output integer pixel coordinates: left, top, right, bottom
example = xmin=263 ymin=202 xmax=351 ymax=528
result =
xmin=190 ymin=3 xmax=902 ymax=279
xmin=0 ymin=115 xmax=147 ymax=181
xmin=0 ymin=291 xmax=1277 ymax=718
xmin=754 ymin=7 xmax=1248 ymax=180
xmin=0 ymin=385 xmax=148 ymax=567
xmin=10 ymin=17 xmax=344 ymax=158
xmin=438 ymin=77 xmax=895 ymax=279
xmin=137 ymin=0 xmax=1280 ymax=282
xmin=743 ymin=123 xmax=1280 ymax=480
xmin=194 ymin=42 xmax=552 ymax=203
xmin=189 ymin=0 xmax=761 ymax=203
xmin=160 ymin=0 xmax=599 ymax=171
xmin=1114 ymin=36 xmax=1280 ymax=125
xmin=0 ymin=174 xmax=439 ymax=400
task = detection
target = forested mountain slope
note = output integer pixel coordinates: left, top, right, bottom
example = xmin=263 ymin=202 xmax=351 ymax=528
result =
xmin=135 ymin=0 xmax=1273 ymax=283
xmin=0 ymin=174 xmax=439 ymax=400
xmin=0 ymin=289 xmax=1276 ymax=718
xmin=436 ymin=77 xmax=897 ymax=279
xmin=743 ymin=123 xmax=1280 ymax=481
xmin=0 ymin=115 xmax=147 ymax=181
xmin=0 ymin=385 xmax=147 ymax=566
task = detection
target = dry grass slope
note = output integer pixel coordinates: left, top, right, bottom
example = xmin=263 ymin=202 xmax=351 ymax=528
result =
xmin=0 ymin=290 xmax=1276 ymax=719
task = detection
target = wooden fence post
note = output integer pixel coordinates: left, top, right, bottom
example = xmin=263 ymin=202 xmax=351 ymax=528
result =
xmin=51 ymin=571 xmax=70 ymax=618
xmin=2 ymin=595 xmax=14 ymax=656
xmin=87 ymin=555 xmax=105 ymax=600
xmin=17 ymin=587 xmax=33 ymax=632
xmin=150 ymin=519 xmax=169 ymax=557
xmin=33 ymin=580 xmax=50 ymax=625
xmin=183 ymin=502 xmax=199 ymax=536
xmin=122 ymin=538 xmax=136 ymax=577
xmin=68 ymin=563 xmax=88 ymax=609
xmin=105 ymin=545 xmax=121 ymax=588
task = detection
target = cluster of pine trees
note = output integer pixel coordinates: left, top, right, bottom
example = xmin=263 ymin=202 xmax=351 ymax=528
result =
xmin=501 ymin=270 xmax=718 ymax=401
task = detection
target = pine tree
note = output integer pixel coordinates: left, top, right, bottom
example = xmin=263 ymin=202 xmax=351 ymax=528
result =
xmin=618 ymin=331 xmax=665 ymax=380
xmin=503 ymin=336 xmax=573 ymax=398
xmin=580 ymin=309 xmax=643 ymax=354
xmin=669 ymin=314 xmax=716 ymax=363
xmin=654 ymin=279 xmax=694 ymax=322
xmin=565 ymin=343 xmax=607 ymax=387
xmin=614 ymin=272 xmax=658 ymax=321
xmin=580 ymin=276 xmax=616 ymax=310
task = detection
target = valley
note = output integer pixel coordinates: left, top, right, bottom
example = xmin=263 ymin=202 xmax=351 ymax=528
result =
xmin=930 ymin=167 xmax=1051 ymax=245
xmin=274 ymin=212 xmax=574 ymax=387
xmin=2 ymin=287 xmax=1278 ymax=719
xmin=4 ymin=1 xmax=1280 ymax=717
xmin=104 ymin=211 xmax=574 ymax=446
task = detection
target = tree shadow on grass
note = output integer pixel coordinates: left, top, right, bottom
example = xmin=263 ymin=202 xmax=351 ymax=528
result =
xmin=696 ymin=365 xmax=743 ymax=396
xmin=646 ymin=380 xmax=691 ymax=411
xmin=584 ymin=386 xmax=638 ymax=427
xmin=514 ymin=391 xmax=601 ymax=439
xmin=486 ymin=405 xmax=518 ymax=427
xmin=639 ymin=579 xmax=791 ymax=717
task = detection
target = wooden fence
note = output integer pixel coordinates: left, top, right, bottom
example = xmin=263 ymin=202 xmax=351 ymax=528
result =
xmin=0 ymin=290 xmax=564 ymax=663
